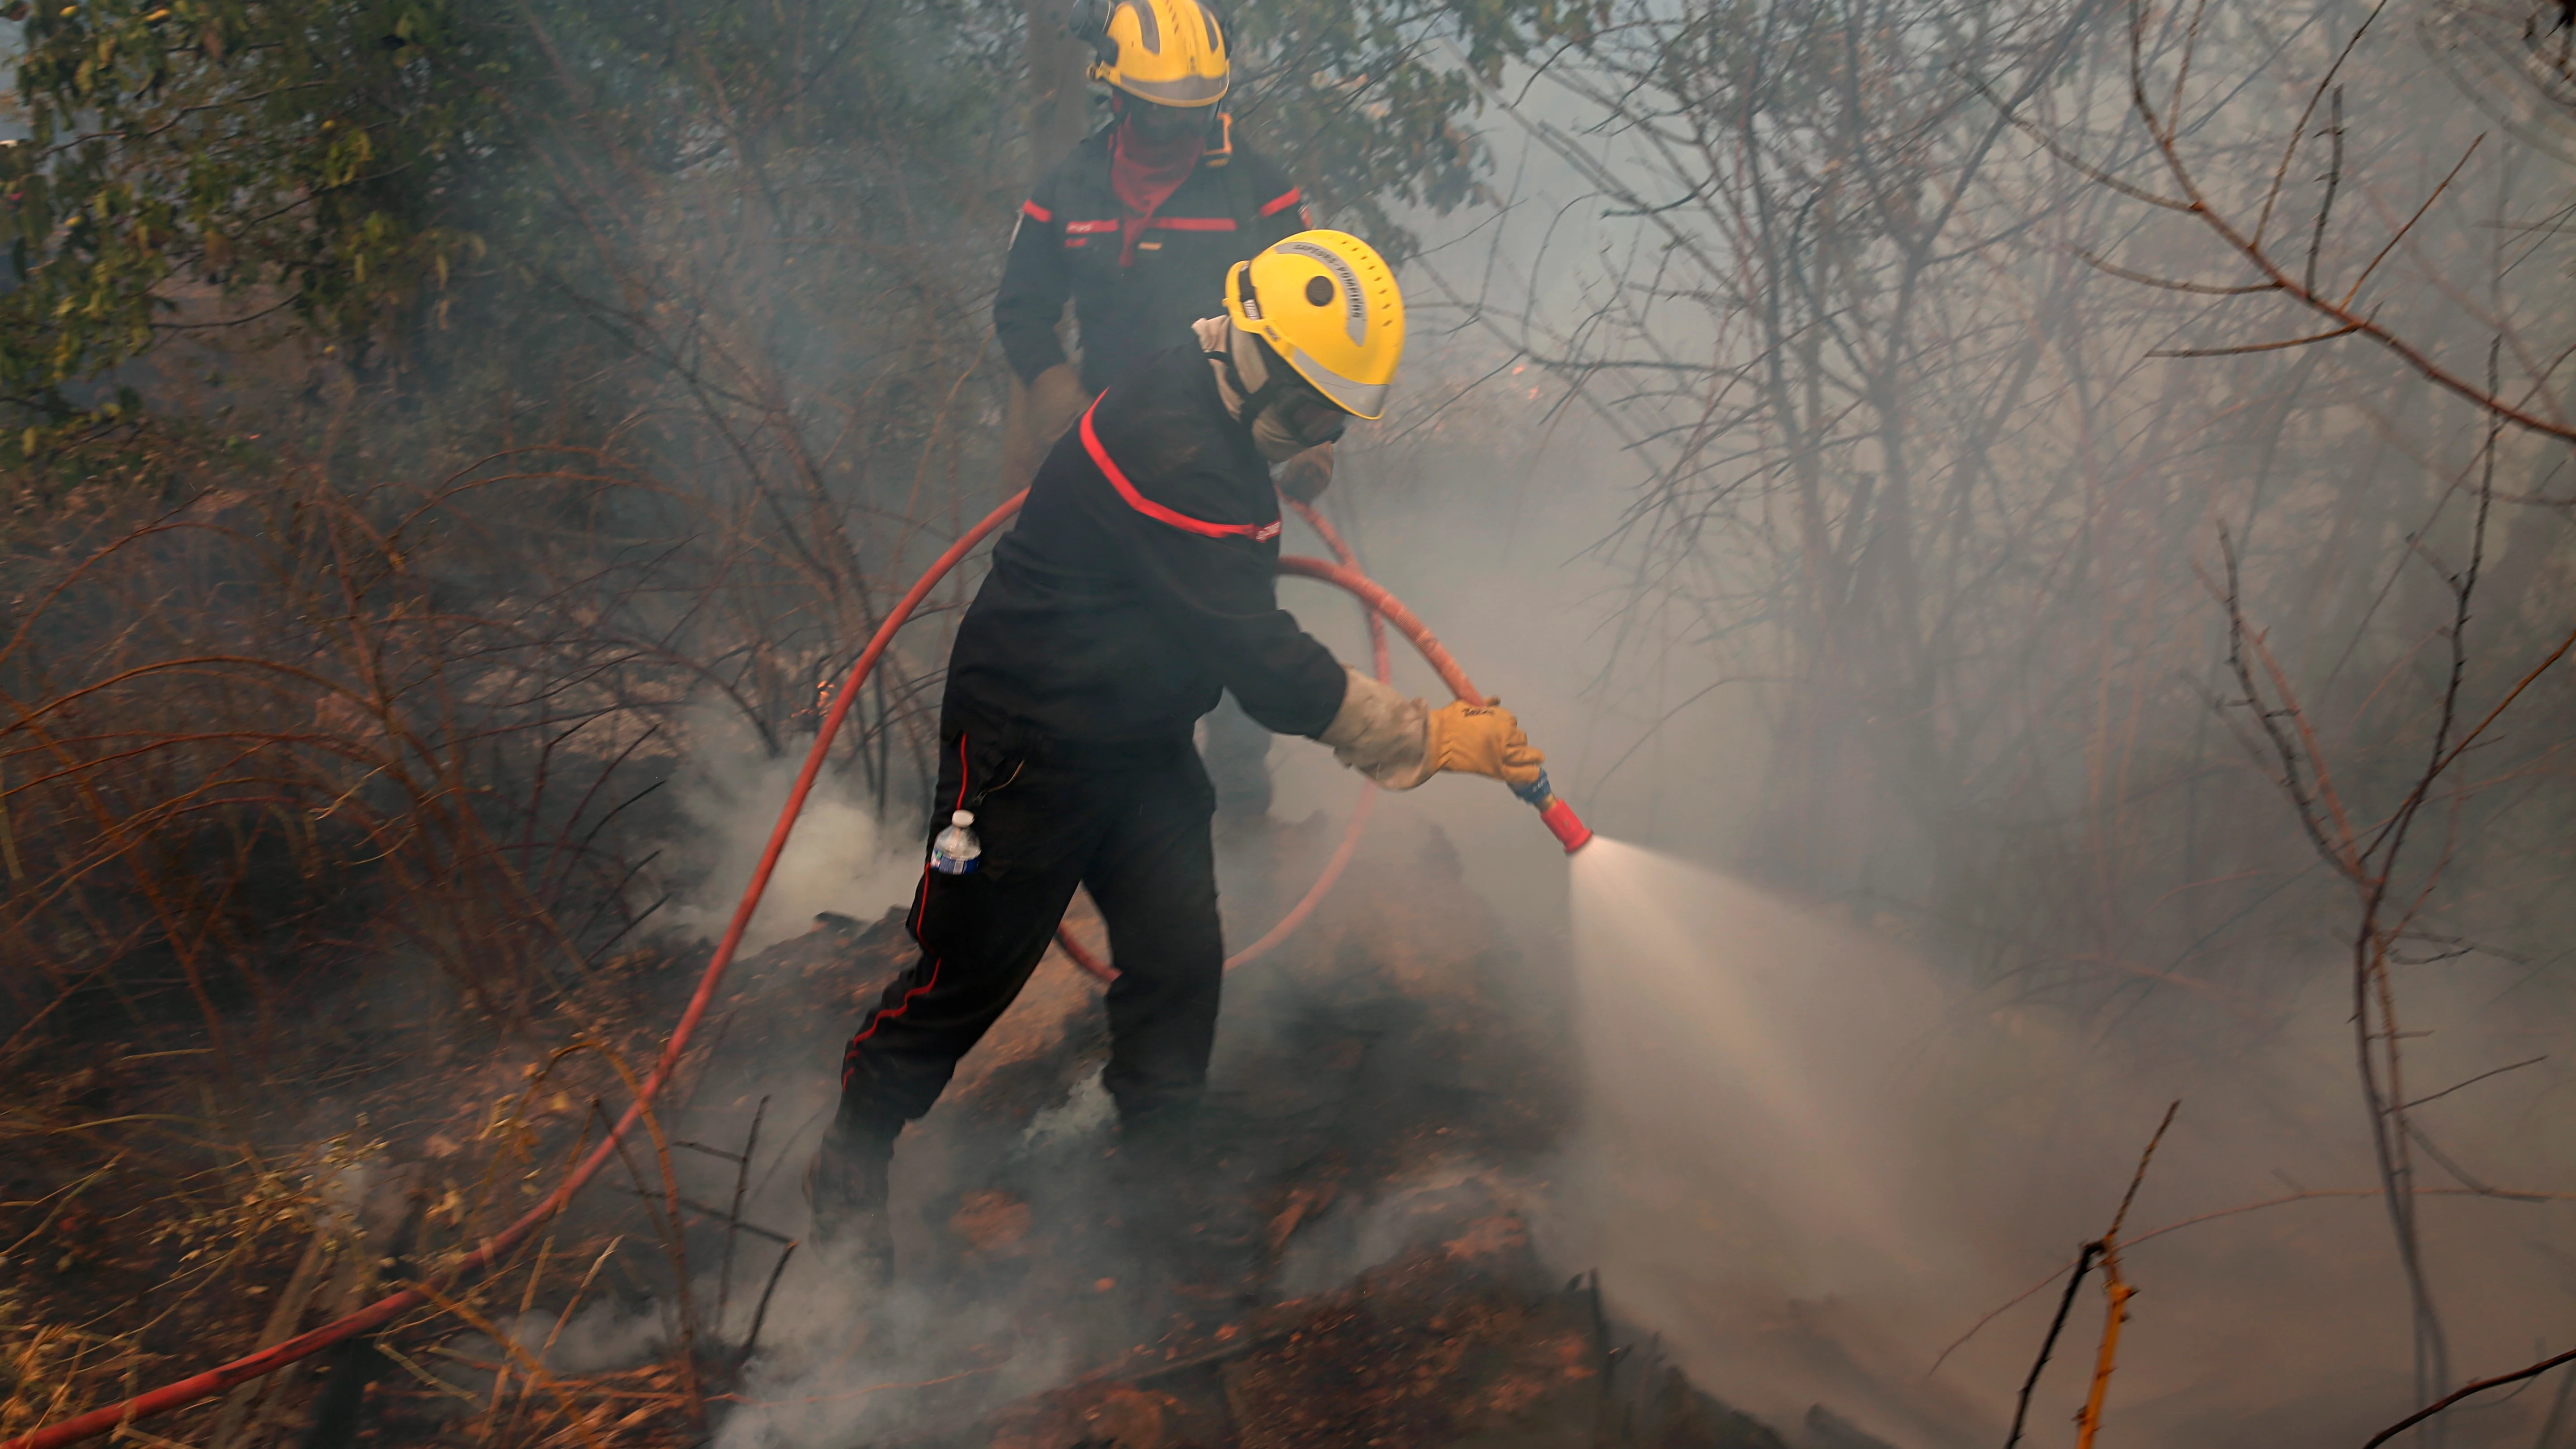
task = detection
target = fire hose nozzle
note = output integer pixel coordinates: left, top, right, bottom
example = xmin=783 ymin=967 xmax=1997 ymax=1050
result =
xmin=1509 ymin=770 xmax=1594 ymax=854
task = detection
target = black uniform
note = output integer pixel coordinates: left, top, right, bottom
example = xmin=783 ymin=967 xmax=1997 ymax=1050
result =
xmin=841 ymin=344 xmax=1348 ymax=1131
xmin=996 ymin=121 xmax=1311 ymax=396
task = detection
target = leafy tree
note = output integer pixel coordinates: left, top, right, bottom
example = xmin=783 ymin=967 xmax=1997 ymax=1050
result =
xmin=1221 ymin=0 xmax=1601 ymax=255
xmin=0 ymin=0 xmax=1589 ymax=420
xmin=0 ymin=0 xmax=504 ymax=399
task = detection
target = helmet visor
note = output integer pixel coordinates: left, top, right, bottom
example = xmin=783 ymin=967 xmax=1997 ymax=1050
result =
xmin=1280 ymin=343 xmax=1390 ymax=421
xmin=1109 ymin=70 xmax=1228 ymax=106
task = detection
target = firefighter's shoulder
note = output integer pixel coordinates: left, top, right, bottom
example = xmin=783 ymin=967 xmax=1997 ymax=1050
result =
xmin=1225 ymin=140 xmax=1307 ymax=229
xmin=1021 ymin=129 xmax=1114 ymax=218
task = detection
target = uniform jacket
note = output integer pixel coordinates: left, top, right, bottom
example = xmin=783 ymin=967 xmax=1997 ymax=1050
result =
xmin=944 ymin=343 xmax=1348 ymax=745
xmin=996 ymin=120 xmax=1310 ymax=396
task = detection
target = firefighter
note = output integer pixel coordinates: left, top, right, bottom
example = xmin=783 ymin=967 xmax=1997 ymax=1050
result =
xmin=996 ymin=0 xmax=1330 ymax=835
xmin=813 ymin=231 xmax=1543 ymax=1280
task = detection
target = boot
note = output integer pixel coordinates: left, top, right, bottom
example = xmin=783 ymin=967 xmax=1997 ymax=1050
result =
xmin=805 ymin=1106 xmax=901 ymax=1284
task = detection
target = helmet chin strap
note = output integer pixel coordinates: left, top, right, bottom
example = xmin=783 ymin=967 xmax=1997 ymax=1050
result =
xmin=1206 ymin=345 xmax=1288 ymax=432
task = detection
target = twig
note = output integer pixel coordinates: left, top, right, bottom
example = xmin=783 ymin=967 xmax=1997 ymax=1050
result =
xmin=606 ymin=1185 xmax=794 ymax=1243
xmin=2002 ymin=1241 xmax=2099 ymax=1448
xmin=2148 ymin=321 xmax=2363 ymax=358
xmin=407 ymin=1283 xmax=610 ymax=1449
xmin=503 ymin=1237 xmax=622 ymax=1445
xmin=2361 ymin=1347 xmax=2576 ymax=1448
xmin=2303 ymin=86 xmax=2343 ymax=295
xmin=475 ymin=1232 xmax=553 ymax=1448
xmin=2404 ymin=1124 xmax=2554 ymax=1203
xmin=730 ymin=1241 xmax=800 ymax=1373
xmin=715 ymin=1096 xmax=767 ymax=1337
xmin=2076 ymin=1101 xmax=2179 ymax=1449
xmin=2398 ymin=1055 xmax=2546 ymax=1111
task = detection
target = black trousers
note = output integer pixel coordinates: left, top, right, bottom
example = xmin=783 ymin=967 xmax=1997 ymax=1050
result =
xmin=839 ymin=726 xmax=1224 ymax=1131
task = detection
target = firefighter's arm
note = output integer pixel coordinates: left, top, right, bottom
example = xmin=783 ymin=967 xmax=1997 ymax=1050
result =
xmin=995 ymin=189 xmax=1075 ymax=386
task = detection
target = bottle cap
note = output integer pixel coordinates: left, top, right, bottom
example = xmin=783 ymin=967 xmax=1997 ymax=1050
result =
xmin=951 ymin=810 xmax=974 ymax=826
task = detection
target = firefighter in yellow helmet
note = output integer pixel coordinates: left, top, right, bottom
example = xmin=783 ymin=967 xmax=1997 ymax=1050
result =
xmin=999 ymin=0 xmax=1314 ymax=419
xmin=815 ymin=233 xmax=1539 ymax=1284
xmin=999 ymin=0 xmax=1335 ymax=837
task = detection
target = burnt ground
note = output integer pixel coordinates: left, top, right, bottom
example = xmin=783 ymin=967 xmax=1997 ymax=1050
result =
xmin=1 ymin=814 xmax=1892 ymax=1449
xmin=647 ymin=818 xmax=1892 ymax=1449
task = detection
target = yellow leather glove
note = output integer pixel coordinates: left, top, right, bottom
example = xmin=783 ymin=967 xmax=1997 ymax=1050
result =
xmin=1029 ymin=361 xmax=1091 ymax=443
xmin=1423 ymin=698 xmax=1544 ymax=788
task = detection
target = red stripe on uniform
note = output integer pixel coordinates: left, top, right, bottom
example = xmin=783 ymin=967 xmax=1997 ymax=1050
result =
xmin=1064 ymin=219 xmax=1119 ymax=234
xmin=844 ymin=734 xmax=973 ymax=1085
xmin=1081 ymin=400 xmax=1281 ymax=542
xmin=1259 ymin=187 xmax=1304 ymax=217
xmin=1147 ymin=216 xmax=1237 ymax=231
xmin=1021 ymin=199 xmax=1052 ymax=223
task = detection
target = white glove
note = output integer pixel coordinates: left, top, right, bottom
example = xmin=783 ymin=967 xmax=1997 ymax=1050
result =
xmin=1318 ymin=666 xmax=1432 ymax=789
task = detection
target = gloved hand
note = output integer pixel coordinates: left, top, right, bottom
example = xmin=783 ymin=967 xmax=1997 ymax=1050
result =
xmin=1422 ymin=698 xmax=1544 ymax=787
xmin=1028 ymin=361 xmax=1091 ymax=443
xmin=1274 ymin=440 xmax=1335 ymax=502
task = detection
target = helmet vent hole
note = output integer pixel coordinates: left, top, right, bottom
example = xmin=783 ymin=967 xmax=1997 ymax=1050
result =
xmin=1305 ymin=276 xmax=1334 ymax=306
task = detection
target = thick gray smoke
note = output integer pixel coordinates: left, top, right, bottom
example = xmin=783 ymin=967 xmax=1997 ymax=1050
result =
xmin=660 ymin=709 xmax=924 ymax=953
xmin=1249 ymin=6 xmax=2576 ymax=1441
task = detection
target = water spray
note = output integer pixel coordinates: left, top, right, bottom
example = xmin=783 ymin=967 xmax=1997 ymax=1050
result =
xmin=5 ymin=489 xmax=1591 ymax=1449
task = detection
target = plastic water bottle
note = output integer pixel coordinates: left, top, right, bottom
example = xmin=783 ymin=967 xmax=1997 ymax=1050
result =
xmin=930 ymin=809 xmax=982 ymax=875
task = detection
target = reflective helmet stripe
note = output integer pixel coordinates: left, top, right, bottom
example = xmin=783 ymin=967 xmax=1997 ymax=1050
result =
xmin=1080 ymin=401 xmax=1281 ymax=542
xmin=1102 ymin=70 xmax=1228 ymax=105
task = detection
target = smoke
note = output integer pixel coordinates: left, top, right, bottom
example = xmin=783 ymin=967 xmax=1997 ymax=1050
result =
xmin=1271 ymin=1162 xmax=1552 ymax=1299
xmin=1551 ymin=840 xmax=2576 ymax=1449
xmin=660 ymin=708 xmax=926 ymax=952
xmin=705 ymin=1264 xmax=1080 ymax=1449
xmin=1020 ymin=1066 xmax=1115 ymax=1149
xmin=500 ymin=1299 xmax=674 ymax=1376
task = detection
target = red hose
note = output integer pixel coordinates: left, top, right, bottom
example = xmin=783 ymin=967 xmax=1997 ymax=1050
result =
xmin=5 ymin=490 xmax=1498 ymax=1449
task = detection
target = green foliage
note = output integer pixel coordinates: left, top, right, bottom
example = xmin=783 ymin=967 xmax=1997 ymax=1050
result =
xmin=0 ymin=0 xmax=1017 ymax=411
xmin=1 ymin=0 xmax=505 ymax=397
xmin=1226 ymin=0 xmax=1604 ymax=255
xmin=0 ymin=0 xmax=1582 ymax=417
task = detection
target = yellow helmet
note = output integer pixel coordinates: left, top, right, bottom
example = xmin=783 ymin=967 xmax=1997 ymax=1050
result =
xmin=1224 ymin=229 xmax=1406 ymax=420
xmin=1072 ymin=0 xmax=1230 ymax=108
